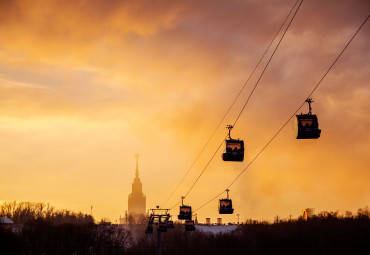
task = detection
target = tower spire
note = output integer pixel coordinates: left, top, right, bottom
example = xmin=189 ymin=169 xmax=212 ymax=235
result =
xmin=135 ymin=153 xmax=139 ymax=178
xmin=128 ymin=153 xmax=146 ymax=216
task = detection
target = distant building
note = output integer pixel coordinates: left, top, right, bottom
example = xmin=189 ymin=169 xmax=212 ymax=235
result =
xmin=217 ymin=218 xmax=222 ymax=225
xmin=0 ymin=217 xmax=20 ymax=233
xmin=128 ymin=154 xmax=146 ymax=217
xmin=302 ymin=208 xmax=315 ymax=221
xmin=0 ymin=217 xmax=14 ymax=224
xmin=206 ymin=218 xmax=211 ymax=225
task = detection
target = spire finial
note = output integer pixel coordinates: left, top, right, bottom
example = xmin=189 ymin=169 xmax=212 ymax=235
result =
xmin=135 ymin=153 xmax=139 ymax=178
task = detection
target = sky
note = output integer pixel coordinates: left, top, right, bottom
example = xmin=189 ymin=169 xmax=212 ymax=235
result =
xmin=0 ymin=0 xmax=369 ymax=223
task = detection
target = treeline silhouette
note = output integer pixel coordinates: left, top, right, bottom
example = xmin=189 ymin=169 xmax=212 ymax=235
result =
xmin=0 ymin=201 xmax=93 ymax=224
xmin=1 ymin=202 xmax=370 ymax=254
xmin=131 ymin=207 xmax=370 ymax=255
xmin=0 ymin=201 xmax=131 ymax=255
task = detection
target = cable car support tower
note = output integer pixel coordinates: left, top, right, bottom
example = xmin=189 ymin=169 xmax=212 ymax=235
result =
xmin=145 ymin=206 xmax=171 ymax=255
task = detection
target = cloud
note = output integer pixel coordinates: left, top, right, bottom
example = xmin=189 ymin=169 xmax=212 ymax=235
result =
xmin=0 ymin=0 xmax=369 ymax=221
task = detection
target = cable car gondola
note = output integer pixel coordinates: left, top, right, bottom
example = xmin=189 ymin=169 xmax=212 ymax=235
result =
xmin=167 ymin=220 xmax=175 ymax=229
xmin=295 ymin=98 xmax=321 ymax=139
xmin=178 ymin=205 xmax=192 ymax=220
xmin=158 ymin=221 xmax=168 ymax=232
xmin=185 ymin=220 xmax=196 ymax=231
xmin=222 ymin=125 xmax=244 ymax=162
xmin=219 ymin=189 xmax=234 ymax=214
xmin=178 ymin=197 xmax=192 ymax=220
xmin=145 ymin=225 xmax=153 ymax=234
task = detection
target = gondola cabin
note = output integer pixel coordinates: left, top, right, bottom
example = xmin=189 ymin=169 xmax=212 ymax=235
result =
xmin=167 ymin=220 xmax=175 ymax=228
xmin=222 ymin=125 xmax=244 ymax=162
xmin=218 ymin=199 xmax=234 ymax=214
xmin=158 ymin=222 xmax=168 ymax=232
xmin=145 ymin=225 xmax=153 ymax=234
xmin=178 ymin=205 xmax=192 ymax=220
xmin=295 ymin=114 xmax=321 ymax=139
xmin=222 ymin=139 xmax=244 ymax=162
xmin=295 ymin=98 xmax=321 ymax=139
xmin=185 ymin=220 xmax=196 ymax=231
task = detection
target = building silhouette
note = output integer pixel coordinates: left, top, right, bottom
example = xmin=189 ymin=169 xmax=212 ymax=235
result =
xmin=128 ymin=154 xmax=146 ymax=216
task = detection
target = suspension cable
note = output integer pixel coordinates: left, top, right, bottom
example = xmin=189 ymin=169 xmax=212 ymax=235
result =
xmin=173 ymin=0 xmax=304 ymax=208
xmin=162 ymin=0 xmax=301 ymax=207
xmin=232 ymin=0 xmax=303 ymax=127
xmin=194 ymin=13 xmax=370 ymax=213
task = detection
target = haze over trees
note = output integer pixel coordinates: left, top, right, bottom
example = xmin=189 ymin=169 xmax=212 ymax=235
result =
xmin=0 ymin=201 xmax=131 ymax=255
xmin=1 ymin=201 xmax=370 ymax=254
xmin=0 ymin=201 xmax=93 ymax=224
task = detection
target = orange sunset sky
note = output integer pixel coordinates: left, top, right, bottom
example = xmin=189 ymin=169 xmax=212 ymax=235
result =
xmin=0 ymin=0 xmax=369 ymax=223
